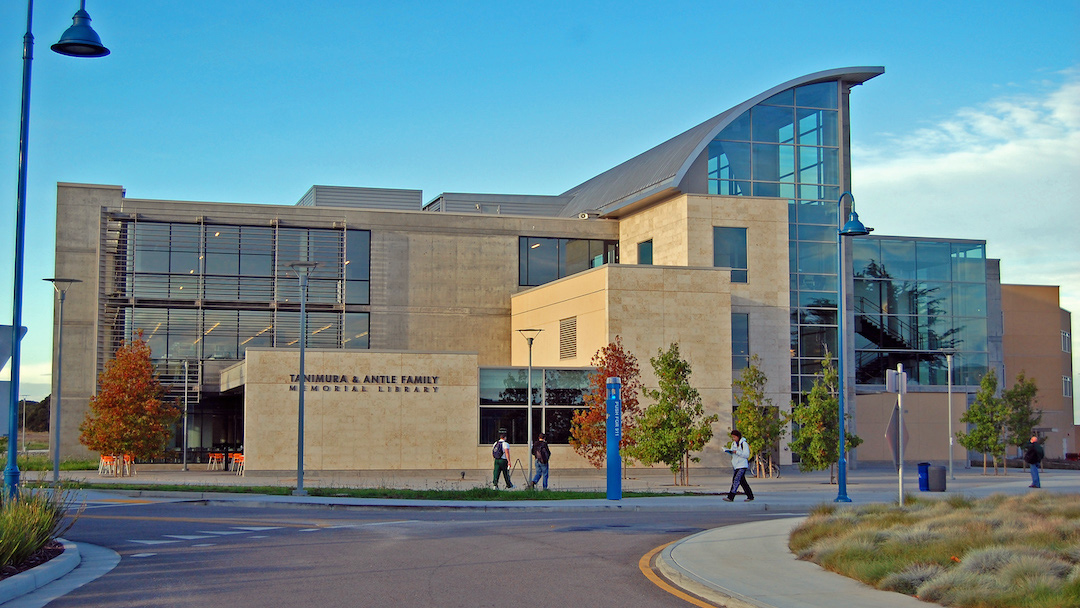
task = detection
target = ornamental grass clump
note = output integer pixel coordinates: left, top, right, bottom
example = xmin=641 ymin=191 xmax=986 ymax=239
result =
xmin=790 ymin=492 xmax=1080 ymax=608
xmin=0 ymin=485 xmax=81 ymax=569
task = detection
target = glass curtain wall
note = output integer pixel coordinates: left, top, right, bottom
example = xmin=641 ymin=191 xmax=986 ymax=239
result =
xmin=106 ymin=219 xmax=372 ymax=458
xmin=852 ymin=237 xmax=988 ymax=386
xmin=707 ymin=80 xmax=843 ymax=395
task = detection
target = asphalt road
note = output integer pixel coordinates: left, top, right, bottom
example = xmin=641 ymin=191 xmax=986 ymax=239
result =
xmin=54 ymin=500 xmax=777 ymax=607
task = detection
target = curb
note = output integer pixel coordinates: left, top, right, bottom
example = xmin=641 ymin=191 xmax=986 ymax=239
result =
xmin=0 ymin=539 xmax=80 ymax=605
xmin=656 ymin=531 xmax=771 ymax=608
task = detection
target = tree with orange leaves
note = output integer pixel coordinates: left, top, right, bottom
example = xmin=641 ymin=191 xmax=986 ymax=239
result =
xmin=79 ymin=334 xmax=180 ymax=462
xmin=569 ymin=336 xmax=643 ymax=468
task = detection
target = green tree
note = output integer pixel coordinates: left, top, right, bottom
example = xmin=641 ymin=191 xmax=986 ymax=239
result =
xmin=24 ymin=395 xmax=50 ymax=432
xmin=785 ymin=352 xmax=862 ymax=484
xmin=1003 ymin=371 xmax=1040 ymax=466
xmin=732 ymin=355 xmax=786 ymax=477
xmin=570 ymin=337 xmax=644 ymax=468
xmin=79 ymin=334 xmax=180 ymax=466
xmin=956 ymin=369 xmax=1009 ymax=474
xmin=625 ymin=343 xmax=717 ymax=486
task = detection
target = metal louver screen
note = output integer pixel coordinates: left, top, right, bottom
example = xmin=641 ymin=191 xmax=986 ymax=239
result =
xmin=559 ymin=317 xmax=577 ymax=360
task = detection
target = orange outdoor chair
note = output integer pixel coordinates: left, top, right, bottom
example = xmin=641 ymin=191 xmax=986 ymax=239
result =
xmin=207 ymin=453 xmax=225 ymax=471
xmin=98 ymin=454 xmax=117 ymax=476
xmin=232 ymin=454 xmax=244 ymax=475
xmin=122 ymin=454 xmax=136 ymax=476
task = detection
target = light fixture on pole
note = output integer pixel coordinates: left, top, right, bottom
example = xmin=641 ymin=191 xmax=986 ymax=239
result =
xmin=44 ymin=278 xmax=80 ymax=483
xmin=288 ymin=261 xmax=319 ymax=496
xmin=517 ymin=329 xmax=542 ymax=484
xmin=7 ymin=1 xmax=108 ymax=500
xmin=835 ymin=191 xmax=871 ymax=503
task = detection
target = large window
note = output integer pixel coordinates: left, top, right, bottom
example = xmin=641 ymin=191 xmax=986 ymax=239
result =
xmin=519 ymin=237 xmax=618 ymax=286
xmin=852 ymin=237 xmax=989 ymax=386
xmin=478 ymin=368 xmax=590 ymax=445
xmin=714 ymin=227 xmax=748 ymax=283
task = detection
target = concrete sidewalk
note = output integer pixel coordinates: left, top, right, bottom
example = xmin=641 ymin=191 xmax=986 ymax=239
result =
xmin=7 ymin=463 xmax=1074 ymax=607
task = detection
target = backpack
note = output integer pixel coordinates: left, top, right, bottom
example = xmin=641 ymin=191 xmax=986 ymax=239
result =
xmin=492 ymin=441 xmax=504 ymax=460
xmin=1023 ymin=446 xmax=1039 ymax=464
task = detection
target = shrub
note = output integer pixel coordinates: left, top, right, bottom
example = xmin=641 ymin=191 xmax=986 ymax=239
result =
xmin=878 ymin=563 xmax=944 ymax=595
xmin=0 ymin=485 xmax=82 ymax=568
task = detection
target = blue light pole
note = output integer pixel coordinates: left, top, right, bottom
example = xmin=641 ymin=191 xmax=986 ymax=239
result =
xmin=7 ymin=1 xmax=108 ymax=500
xmin=835 ymin=191 xmax=871 ymax=503
xmin=288 ymin=261 xmax=318 ymax=496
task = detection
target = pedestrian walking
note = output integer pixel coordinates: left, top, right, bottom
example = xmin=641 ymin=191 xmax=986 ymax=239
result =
xmin=492 ymin=429 xmax=514 ymax=489
xmin=530 ymin=433 xmax=551 ymax=490
xmin=1024 ymin=435 xmax=1045 ymax=488
xmin=723 ymin=430 xmax=754 ymax=502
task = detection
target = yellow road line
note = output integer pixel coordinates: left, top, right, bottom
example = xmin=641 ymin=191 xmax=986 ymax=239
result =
xmin=639 ymin=542 xmax=718 ymax=608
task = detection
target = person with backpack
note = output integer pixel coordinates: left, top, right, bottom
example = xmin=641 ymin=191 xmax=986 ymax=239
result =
xmin=492 ymin=429 xmax=513 ymax=489
xmin=1024 ymin=435 xmax=1045 ymax=488
xmin=722 ymin=429 xmax=754 ymax=502
xmin=529 ymin=433 xmax=551 ymax=490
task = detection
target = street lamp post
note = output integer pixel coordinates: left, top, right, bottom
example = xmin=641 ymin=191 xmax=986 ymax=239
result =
xmin=517 ymin=329 xmax=542 ymax=485
xmin=288 ymin=261 xmax=318 ymax=496
xmin=6 ymin=1 xmax=108 ymax=500
xmin=835 ymin=191 xmax=871 ymax=503
xmin=947 ymin=353 xmax=954 ymax=480
xmin=43 ymin=278 xmax=80 ymax=483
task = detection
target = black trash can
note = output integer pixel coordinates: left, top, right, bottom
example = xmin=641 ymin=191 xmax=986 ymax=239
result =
xmin=928 ymin=465 xmax=947 ymax=492
xmin=917 ymin=462 xmax=931 ymax=491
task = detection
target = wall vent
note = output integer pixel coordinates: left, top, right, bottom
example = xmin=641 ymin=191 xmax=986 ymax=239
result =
xmin=559 ymin=317 xmax=577 ymax=360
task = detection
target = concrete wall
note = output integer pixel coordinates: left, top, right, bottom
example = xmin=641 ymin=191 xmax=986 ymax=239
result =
xmin=1002 ymin=284 xmax=1075 ymax=457
xmin=243 ymin=349 xmax=481 ymax=471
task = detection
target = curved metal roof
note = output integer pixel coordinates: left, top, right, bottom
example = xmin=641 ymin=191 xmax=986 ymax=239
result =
xmin=559 ymin=67 xmax=884 ymax=218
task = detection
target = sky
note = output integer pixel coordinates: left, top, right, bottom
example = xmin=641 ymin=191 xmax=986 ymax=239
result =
xmin=0 ymin=1 xmax=1077 ymax=406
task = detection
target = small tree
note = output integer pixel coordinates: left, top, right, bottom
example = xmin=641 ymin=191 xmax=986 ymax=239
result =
xmin=625 ymin=343 xmax=717 ymax=485
xmin=956 ymin=369 xmax=1009 ymax=474
xmin=80 ymin=334 xmax=180 ymax=465
xmin=1003 ymin=371 xmax=1041 ymax=466
xmin=732 ymin=355 xmax=786 ymax=477
xmin=570 ymin=336 xmax=644 ymax=468
xmin=785 ymin=352 xmax=862 ymax=484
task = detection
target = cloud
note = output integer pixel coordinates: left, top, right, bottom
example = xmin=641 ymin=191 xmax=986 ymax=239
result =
xmin=854 ymin=73 xmax=1080 ymax=323
xmin=0 ymin=361 xmax=53 ymax=400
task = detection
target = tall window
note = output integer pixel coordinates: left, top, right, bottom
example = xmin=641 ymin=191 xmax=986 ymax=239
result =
xmin=1065 ymin=376 xmax=1073 ymax=398
xmin=637 ymin=240 xmax=653 ymax=265
xmin=714 ymin=227 xmax=748 ymax=283
xmin=732 ymin=313 xmax=750 ymax=370
xmin=1064 ymin=331 xmax=1072 ymax=354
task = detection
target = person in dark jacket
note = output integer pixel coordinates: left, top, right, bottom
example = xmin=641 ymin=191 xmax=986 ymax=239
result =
xmin=530 ymin=433 xmax=551 ymax=490
xmin=1024 ymin=435 xmax=1045 ymax=488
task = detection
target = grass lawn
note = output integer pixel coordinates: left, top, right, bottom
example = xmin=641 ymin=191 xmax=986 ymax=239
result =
xmin=790 ymin=493 xmax=1080 ymax=608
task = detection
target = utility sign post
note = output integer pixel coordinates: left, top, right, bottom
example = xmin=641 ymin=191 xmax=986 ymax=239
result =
xmin=606 ymin=377 xmax=622 ymax=501
xmin=885 ymin=365 xmax=908 ymax=506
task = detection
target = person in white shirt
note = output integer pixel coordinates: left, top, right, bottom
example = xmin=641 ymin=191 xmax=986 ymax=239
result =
xmin=722 ymin=430 xmax=754 ymax=502
xmin=492 ymin=429 xmax=514 ymax=489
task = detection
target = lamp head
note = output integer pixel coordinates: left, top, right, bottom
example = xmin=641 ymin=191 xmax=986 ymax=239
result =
xmin=517 ymin=328 xmax=542 ymax=343
xmin=840 ymin=211 xmax=872 ymax=237
xmin=52 ymin=9 xmax=110 ymax=57
xmin=287 ymin=261 xmax=319 ymax=278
